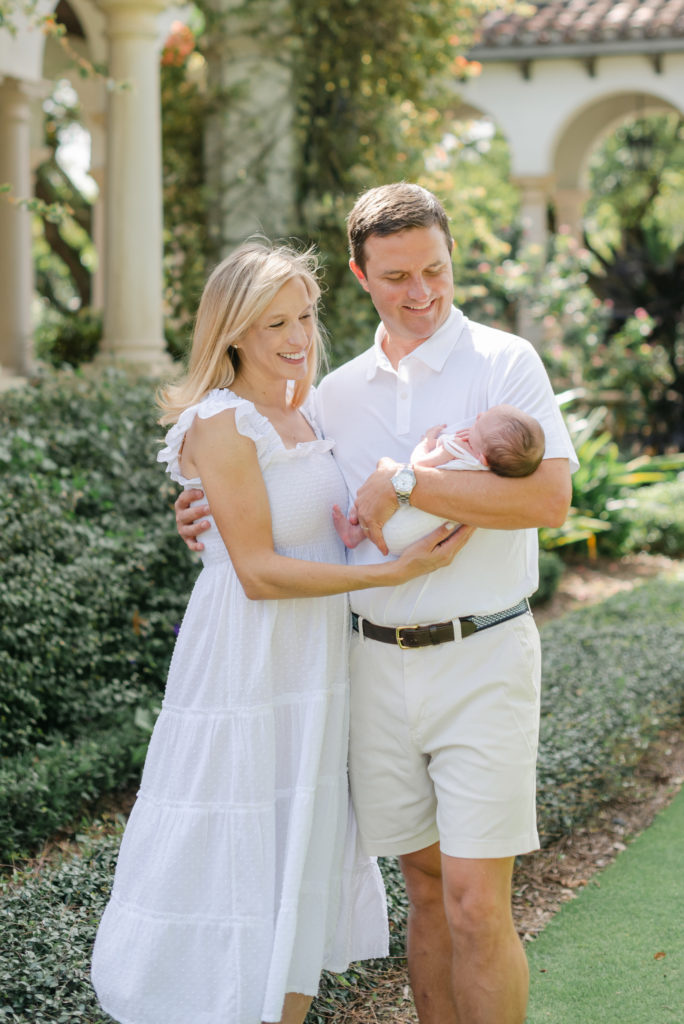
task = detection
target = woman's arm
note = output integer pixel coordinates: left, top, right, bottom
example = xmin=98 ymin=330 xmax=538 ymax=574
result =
xmin=188 ymin=410 xmax=474 ymax=600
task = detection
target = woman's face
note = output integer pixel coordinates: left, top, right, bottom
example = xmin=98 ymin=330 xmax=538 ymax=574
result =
xmin=238 ymin=277 xmax=315 ymax=387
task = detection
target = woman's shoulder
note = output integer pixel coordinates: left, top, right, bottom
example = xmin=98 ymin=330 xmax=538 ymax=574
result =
xmin=158 ymin=389 xmax=274 ymax=482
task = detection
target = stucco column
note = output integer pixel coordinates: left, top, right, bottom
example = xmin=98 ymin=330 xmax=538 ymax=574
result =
xmin=555 ymin=186 xmax=589 ymax=240
xmin=96 ymin=0 xmax=173 ymax=374
xmin=513 ymin=175 xmax=554 ymax=348
xmin=204 ymin=0 xmax=296 ymax=254
xmin=0 ymin=77 xmax=36 ymax=383
xmin=515 ymin=175 xmax=553 ymax=249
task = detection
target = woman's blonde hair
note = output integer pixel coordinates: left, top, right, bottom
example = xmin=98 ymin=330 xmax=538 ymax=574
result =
xmin=158 ymin=240 xmax=323 ymax=424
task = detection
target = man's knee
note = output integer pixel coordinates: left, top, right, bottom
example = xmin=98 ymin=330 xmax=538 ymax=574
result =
xmin=399 ymin=843 xmax=443 ymax=911
xmin=442 ymin=856 xmax=515 ymax=940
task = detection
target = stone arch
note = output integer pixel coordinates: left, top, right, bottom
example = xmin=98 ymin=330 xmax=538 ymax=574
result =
xmin=553 ymin=89 xmax=681 ymax=191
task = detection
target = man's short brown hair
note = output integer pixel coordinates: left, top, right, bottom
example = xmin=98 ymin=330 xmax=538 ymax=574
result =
xmin=347 ymin=183 xmax=453 ymax=273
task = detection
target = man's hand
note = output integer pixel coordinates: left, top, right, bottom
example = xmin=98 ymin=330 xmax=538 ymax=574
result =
xmin=354 ymin=457 xmax=401 ymax=556
xmin=175 ymin=488 xmax=211 ymax=552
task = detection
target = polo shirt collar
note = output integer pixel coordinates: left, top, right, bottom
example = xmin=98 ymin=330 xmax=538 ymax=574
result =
xmin=366 ymin=306 xmax=466 ymax=379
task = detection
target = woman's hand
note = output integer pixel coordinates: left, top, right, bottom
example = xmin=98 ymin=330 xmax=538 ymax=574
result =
xmin=391 ymin=522 xmax=476 ymax=583
xmin=174 ymin=488 xmax=211 ymax=552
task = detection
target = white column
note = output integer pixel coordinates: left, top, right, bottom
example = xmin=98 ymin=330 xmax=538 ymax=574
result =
xmin=0 ymin=77 xmax=35 ymax=383
xmin=204 ymin=0 xmax=296 ymax=253
xmin=96 ymin=0 xmax=173 ymax=374
xmin=555 ymin=187 xmax=589 ymax=240
xmin=515 ymin=175 xmax=553 ymax=250
xmin=513 ymin=175 xmax=554 ymax=348
xmin=87 ymin=114 xmax=107 ymax=311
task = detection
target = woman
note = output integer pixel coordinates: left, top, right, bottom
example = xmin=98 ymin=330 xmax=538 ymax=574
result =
xmin=91 ymin=241 xmax=472 ymax=1024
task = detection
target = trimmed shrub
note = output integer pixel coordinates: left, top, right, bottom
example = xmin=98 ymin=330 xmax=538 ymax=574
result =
xmin=613 ymin=476 xmax=684 ymax=558
xmin=33 ymin=307 xmax=103 ymax=368
xmin=530 ymin=549 xmax=564 ymax=607
xmin=536 ymin=579 xmax=684 ymax=843
xmin=0 ymin=369 xmax=198 ymax=861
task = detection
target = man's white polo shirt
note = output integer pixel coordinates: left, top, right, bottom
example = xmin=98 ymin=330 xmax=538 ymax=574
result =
xmin=315 ymin=307 xmax=578 ymax=625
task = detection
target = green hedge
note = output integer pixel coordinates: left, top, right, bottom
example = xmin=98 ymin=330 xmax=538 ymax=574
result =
xmin=0 ymin=369 xmax=198 ymax=861
xmin=531 ymin=549 xmax=564 ymax=607
xmin=1 ymin=578 xmax=682 ymax=1022
xmin=536 ymin=579 xmax=684 ymax=842
xmin=614 ymin=476 xmax=684 ymax=558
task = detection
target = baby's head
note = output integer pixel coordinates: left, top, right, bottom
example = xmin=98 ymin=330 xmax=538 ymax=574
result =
xmin=470 ymin=404 xmax=545 ymax=477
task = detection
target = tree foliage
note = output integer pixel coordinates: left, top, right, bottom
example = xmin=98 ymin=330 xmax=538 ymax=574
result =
xmin=160 ymin=18 xmax=211 ymax=359
xmin=535 ymin=113 xmax=684 ymax=451
xmin=582 ymin=114 xmax=684 ymax=449
xmin=32 ymin=82 xmax=96 ymax=316
xmin=289 ymin=0 xmax=525 ymax=363
xmin=195 ymin=0 xmax=528 ymax=365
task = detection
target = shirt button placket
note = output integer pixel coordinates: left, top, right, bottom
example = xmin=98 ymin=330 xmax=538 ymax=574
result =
xmin=396 ymin=369 xmax=412 ymax=436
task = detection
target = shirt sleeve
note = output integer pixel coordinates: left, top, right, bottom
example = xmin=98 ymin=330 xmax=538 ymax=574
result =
xmin=487 ymin=338 xmax=579 ymax=472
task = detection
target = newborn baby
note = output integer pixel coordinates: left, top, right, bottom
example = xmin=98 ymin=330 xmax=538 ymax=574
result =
xmin=334 ymin=403 xmax=545 ymax=555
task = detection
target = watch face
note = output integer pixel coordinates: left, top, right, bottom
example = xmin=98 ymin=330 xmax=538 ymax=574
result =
xmin=393 ymin=466 xmax=416 ymax=501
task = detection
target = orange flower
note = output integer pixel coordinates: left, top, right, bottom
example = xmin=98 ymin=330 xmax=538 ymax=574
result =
xmin=162 ymin=21 xmax=195 ymax=67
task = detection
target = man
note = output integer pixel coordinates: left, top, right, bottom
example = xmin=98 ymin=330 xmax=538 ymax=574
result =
xmin=176 ymin=183 xmax=577 ymax=1024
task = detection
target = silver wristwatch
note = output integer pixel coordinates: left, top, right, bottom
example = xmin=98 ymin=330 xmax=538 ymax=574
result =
xmin=391 ymin=464 xmax=417 ymax=506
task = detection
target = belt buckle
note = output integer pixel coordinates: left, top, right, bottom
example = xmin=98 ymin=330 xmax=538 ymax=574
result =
xmin=396 ymin=625 xmax=419 ymax=649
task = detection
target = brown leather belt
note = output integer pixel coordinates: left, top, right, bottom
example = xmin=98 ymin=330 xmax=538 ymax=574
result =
xmin=351 ymin=598 xmax=530 ymax=650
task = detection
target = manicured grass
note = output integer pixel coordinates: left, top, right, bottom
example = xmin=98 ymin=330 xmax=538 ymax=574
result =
xmin=526 ymin=784 xmax=684 ymax=1023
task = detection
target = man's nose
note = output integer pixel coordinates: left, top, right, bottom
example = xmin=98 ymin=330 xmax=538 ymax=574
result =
xmin=406 ymin=275 xmax=430 ymax=299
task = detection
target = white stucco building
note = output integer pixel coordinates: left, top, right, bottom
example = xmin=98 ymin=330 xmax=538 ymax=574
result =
xmin=461 ymin=1 xmax=684 ymax=249
xmin=1 ymin=0 xmax=683 ymax=382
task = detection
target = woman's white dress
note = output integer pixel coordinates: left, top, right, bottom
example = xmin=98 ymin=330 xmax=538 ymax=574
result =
xmin=91 ymin=388 xmax=388 ymax=1024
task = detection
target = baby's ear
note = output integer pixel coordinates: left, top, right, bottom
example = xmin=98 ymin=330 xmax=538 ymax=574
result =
xmin=478 ymin=453 xmax=489 ymax=467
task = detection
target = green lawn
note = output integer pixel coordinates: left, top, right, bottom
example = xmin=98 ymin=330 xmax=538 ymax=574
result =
xmin=526 ymin=784 xmax=684 ymax=1024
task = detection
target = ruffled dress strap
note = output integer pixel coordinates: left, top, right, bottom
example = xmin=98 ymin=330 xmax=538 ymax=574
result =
xmin=157 ymin=388 xmax=281 ymax=484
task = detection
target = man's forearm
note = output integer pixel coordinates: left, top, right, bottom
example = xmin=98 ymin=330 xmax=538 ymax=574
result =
xmin=410 ymin=458 xmax=571 ymax=529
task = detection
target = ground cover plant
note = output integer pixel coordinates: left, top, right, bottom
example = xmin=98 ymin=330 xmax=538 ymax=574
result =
xmin=1 ymin=576 xmax=682 ymax=1023
xmin=0 ymin=369 xmax=199 ymax=862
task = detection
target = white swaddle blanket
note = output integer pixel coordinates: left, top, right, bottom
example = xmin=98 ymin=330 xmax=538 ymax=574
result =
xmin=382 ymin=438 xmax=487 ymax=556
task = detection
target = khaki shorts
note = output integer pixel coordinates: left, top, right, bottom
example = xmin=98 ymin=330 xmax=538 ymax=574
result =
xmin=348 ymin=612 xmax=541 ymax=859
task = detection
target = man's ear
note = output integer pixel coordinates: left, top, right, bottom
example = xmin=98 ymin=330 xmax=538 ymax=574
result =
xmin=349 ymin=259 xmax=371 ymax=293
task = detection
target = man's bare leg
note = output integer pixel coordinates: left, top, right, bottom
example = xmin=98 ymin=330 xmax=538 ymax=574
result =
xmin=399 ymin=843 xmax=459 ymax=1024
xmin=441 ymin=854 xmax=528 ymax=1024
xmin=265 ymin=992 xmax=312 ymax=1024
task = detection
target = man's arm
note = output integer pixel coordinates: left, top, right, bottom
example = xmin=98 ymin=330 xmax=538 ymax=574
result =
xmin=355 ymin=457 xmax=571 ymax=555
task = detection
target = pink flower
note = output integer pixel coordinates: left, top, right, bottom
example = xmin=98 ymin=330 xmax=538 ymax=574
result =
xmin=162 ymin=21 xmax=195 ymax=67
